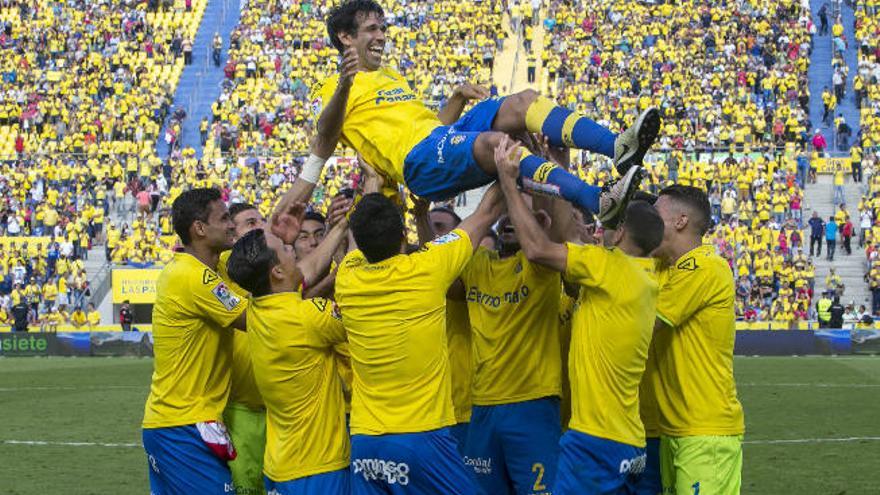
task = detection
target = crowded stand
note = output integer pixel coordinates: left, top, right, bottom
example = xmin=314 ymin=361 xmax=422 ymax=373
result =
xmin=540 ymin=0 xmax=813 ymax=152
xmin=854 ymin=0 xmax=880 ymax=314
xmin=0 ymin=0 xmax=205 ymax=157
xmin=538 ymin=0 xmax=817 ymax=324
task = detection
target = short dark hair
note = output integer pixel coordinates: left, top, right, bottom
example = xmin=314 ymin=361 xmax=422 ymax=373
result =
xmin=327 ymin=0 xmax=385 ymax=53
xmin=304 ymin=211 xmax=327 ymax=225
xmin=429 ymin=206 xmax=462 ymax=225
xmin=226 ymin=229 xmax=277 ymax=298
xmin=659 ymin=185 xmax=711 ymax=235
xmin=350 ymin=193 xmax=404 ymax=263
xmin=228 ymin=202 xmax=257 ymax=221
xmin=632 ymin=191 xmax=658 ymax=205
xmin=623 ymin=201 xmax=665 ymax=256
xmin=172 ymin=188 xmax=222 ymax=245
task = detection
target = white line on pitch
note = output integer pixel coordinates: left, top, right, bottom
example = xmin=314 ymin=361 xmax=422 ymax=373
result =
xmin=738 ymin=382 xmax=880 ymax=388
xmin=0 ymin=385 xmax=143 ymax=392
xmin=2 ymin=440 xmax=140 ymax=448
xmin=745 ymin=437 xmax=880 ymax=445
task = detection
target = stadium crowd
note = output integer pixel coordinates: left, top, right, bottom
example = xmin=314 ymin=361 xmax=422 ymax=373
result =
xmin=854 ymin=0 xmax=880 ymax=314
xmin=540 ymin=0 xmax=813 ymax=152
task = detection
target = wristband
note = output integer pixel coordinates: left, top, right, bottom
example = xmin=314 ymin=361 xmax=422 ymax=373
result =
xmin=301 ymin=154 xmax=327 ymax=183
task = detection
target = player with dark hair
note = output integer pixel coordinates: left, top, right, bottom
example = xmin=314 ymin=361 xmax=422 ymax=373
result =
xmin=458 ymin=205 xmax=565 ymax=494
xmin=651 ymin=185 xmax=744 ymax=495
xmin=142 ymin=187 xmax=247 ymax=494
xmin=335 ymin=186 xmax=503 ymax=494
xmin=301 ymin=0 xmax=660 ymax=231
xmin=494 ymin=136 xmax=664 ymax=493
xmin=215 ymin=202 xmax=268 ymax=495
xmin=226 ymin=204 xmax=351 ymax=493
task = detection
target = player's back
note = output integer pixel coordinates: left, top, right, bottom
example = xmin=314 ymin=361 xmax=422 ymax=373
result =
xmin=313 ymin=67 xmax=441 ymax=185
xmin=565 ymin=245 xmax=658 ymax=447
xmin=335 ymin=230 xmax=473 ymax=435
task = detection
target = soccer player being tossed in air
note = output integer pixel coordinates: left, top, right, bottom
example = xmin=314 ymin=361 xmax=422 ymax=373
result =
xmin=299 ymin=0 xmax=660 ymax=230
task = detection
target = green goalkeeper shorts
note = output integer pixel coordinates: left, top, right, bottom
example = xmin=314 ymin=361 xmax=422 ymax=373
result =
xmin=223 ymin=402 xmax=267 ymax=495
xmin=660 ymin=434 xmax=743 ymax=495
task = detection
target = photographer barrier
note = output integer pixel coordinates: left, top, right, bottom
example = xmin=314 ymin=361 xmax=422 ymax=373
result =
xmin=2 ymin=330 xmax=879 ymax=357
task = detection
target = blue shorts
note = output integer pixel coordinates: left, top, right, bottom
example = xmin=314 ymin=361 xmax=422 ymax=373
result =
xmin=265 ymin=468 xmax=349 ymax=494
xmin=351 ymin=427 xmax=482 ymax=495
xmin=449 ymin=422 xmax=469 ymax=455
xmin=633 ymin=437 xmax=661 ymax=495
xmin=554 ymin=430 xmax=646 ymax=495
xmin=403 ymin=97 xmax=505 ymax=201
xmin=464 ymin=397 xmax=560 ymax=495
xmin=142 ymin=425 xmax=234 ymax=495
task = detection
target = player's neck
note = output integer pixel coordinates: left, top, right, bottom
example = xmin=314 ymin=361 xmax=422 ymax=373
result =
xmin=182 ymin=244 xmax=221 ymax=272
xmin=670 ymin=237 xmax=702 ymax=263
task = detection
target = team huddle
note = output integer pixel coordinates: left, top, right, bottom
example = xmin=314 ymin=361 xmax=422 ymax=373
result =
xmin=140 ymin=2 xmax=743 ymax=494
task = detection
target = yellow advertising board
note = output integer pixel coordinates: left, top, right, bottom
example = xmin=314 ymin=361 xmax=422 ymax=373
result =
xmin=112 ymin=269 xmax=161 ymax=304
xmin=815 ymin=156 xmax=850 ymax=174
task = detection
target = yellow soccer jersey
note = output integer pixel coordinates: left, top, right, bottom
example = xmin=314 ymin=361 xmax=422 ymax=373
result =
xmin=248 ymin=292 xmax=349 ymax=482
xmin=565 ymin=244 xmax=658 ymax=448
xmin=446 ymin=299 xmax=473 ymax=423
xmin=640 ymin=261 xmax=670 ymax=438
xmin=143 ymin=253 xmax=247 ymax=428
xmin=653 ymin=245 xmax=745 ymax=437
xmin=335 ymin=229 xmax=473 ymax=435
xmin=312 ymin=68 xmax=441 ymax=186
xmin=217 ymin=250 xmax=263 ymax=410
xmin=461 ymin=248 xmax=562 ymax=405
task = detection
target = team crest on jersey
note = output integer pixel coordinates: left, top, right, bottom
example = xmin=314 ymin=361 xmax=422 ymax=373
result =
xmin=203 ymin=269 xmax=219 ymax=285
xmin=677 ymin=257 xmax=698 ymax=271
xmin=211 ymin=282 xmax=241 ymax=311
xmin=450 ymin=134 xmax=466 ymax=146
xmin=432 ymin=232 xmax=461 ymax=245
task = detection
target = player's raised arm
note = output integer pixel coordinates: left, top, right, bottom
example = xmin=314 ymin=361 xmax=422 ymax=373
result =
xmin=495 ymin=135 xmax=568 ymax=272
xmin=457 ymin=182 xmax=505 ymax=251
xmin=297 ymin=195 xmax=353 ymax=290
xmin=437 ymin=83 xmax=490 ymax=125
xmin=313 ymin=47 xmax=359 ymax=159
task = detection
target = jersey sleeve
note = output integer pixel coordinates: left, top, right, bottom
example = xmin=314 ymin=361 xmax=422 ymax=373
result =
xmin=563 ymin=243 xmax=610 ymax=287
xmin=309 ymin=76 xmax=337 ymax=120
xmin=306 ymin=297 xmax=347 ymax=347
xmin=416 ymin=228 xmax=474 ymax=285
xmin=459 ymin=246 xmax=487 ymax=287
xmin=656 ymin=262 xmax=714 ymax=328
xmin=189 ymin=269 xmax=247 ymax=329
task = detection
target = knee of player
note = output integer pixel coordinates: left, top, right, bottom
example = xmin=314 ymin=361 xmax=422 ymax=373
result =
xmin=510 ymin=89 xmax=540 ymax=108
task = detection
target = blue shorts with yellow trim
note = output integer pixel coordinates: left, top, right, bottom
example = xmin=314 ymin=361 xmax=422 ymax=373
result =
xmin=350 ymin=427 xmax=482 ymax=495
xmin=142 ymin=425 xmax=233 ymax=495
xmin=403 ymin=97 xmax=505 ymax=201
xmin=554 ymin=430 xmax=646 ymax=495
xmin=264 ymin=468 xmax=349 ymax=495
xmin=463 ymin=397 xmax=560 ymax=495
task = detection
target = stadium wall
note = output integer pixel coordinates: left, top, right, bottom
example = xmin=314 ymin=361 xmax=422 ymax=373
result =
xmin=1 ymin=330 xmax=879 ymax=358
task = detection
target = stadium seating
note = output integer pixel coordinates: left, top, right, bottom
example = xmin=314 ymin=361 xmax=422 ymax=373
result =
xmin=540 ymin=0 xmax=812 ymax=151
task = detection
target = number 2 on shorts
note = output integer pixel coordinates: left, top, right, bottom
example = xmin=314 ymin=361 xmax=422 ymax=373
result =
xmin=531 ymin=462 xmax=546 ymax=491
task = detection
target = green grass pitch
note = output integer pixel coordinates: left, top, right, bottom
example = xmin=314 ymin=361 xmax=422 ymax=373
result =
xmin=1 ymin=356 xmax=879 ymax=494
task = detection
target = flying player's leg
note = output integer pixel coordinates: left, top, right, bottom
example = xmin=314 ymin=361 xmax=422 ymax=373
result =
xmin=471 ymin=131 xmax=640 ymax=228
xmin=492 ymin=89 xmax=661 ymax=175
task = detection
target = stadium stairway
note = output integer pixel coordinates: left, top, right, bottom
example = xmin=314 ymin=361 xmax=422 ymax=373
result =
xmin=804 ymin=174 xmax=869 ymax=308
xmin=808 ymin=0 xmax=861 ymax=156
xmin=156 ymin=0 xmax=242 ymax=159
